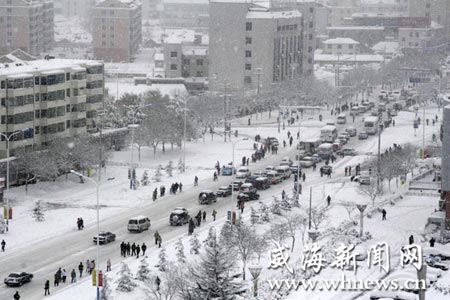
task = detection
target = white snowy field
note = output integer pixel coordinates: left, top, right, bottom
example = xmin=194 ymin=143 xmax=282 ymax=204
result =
xmin=0 ymin=100 xmax=445 ymax=300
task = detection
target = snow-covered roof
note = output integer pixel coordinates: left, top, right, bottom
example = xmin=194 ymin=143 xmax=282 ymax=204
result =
xmin=246 ymin=9 xmax=301 ymax=19
xmin=314 ymin=54 xmax=384 ymax=63
xmin=323 ymin=38 xmax=360 ymax=45
xmin=0 ymin=58 xmax=103 ymax=76
xmin=164 ymin=29 xmax=209 ymax=45
xmin=105 ymin=79 xmax=187 ymax=99
xmin=371 ymin=41 xmax=399 ymax=54
xmin=327 ymin=26 xmax=385 ymax=31
xmin=154 ymin=53 xmax=164 ymax=61
xmin=182 ymin=46 xmax=208 ymax=56
xmin=163 ymin=0 xmax=209 ymax=4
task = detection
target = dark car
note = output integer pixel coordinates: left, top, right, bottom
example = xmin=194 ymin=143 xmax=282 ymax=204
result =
xmin=4 ymin=272 xmax=33 ymax=287
xmin=254 ymin=177 xmax=270 ymax=190
xmin=266 ymin=137 xmax=279 ymax=146
xmin=245 ymin=175 xmax=259 ymax=185
xmin=229 ymin=180 xmax=243 ymax=191
xmin=320 ymin=165 xmax=333 ymax=176
xmin=198 ymin=190 xmax=217 ymax=204
xmin=237 ymin=191 xmax=260 ymax=202
xmin=169 ymin=207 xmax=190 ymax=226
xmin=93 ymin=231 xmax=116 ymax=245
xmin=216 ymin=186 xmax=232 ymax=197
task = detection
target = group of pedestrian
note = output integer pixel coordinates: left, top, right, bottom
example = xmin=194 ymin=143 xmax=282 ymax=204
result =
xmin=120 ymin=241 xmax=147 ymax=258
xmin=241 ymin=156 xmax=250 ymax=166
xmin=76 ymin=217 xmax=84 ymax=230
xmin=170 ymin=182 xmax=182 ymax=194
xmin=53 ymin=267 xmax=67 ymax=287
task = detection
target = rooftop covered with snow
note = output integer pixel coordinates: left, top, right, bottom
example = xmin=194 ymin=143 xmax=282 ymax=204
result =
xmin=323 ymin=38 xmax=360 ymax=45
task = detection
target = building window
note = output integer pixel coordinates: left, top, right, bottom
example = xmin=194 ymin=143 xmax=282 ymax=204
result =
xmin=183 ymin=58 xmax=190 ymax=65
xmin=245 ymin=64 xmax=252 ymax=70
xmin=245 ymin=50 xmax=252 ymax=57
xmin=415 ymin=32 xmax=419 ymax=37
xmin=337 ymin=45 xmax=342 ymax=49
xmin=246 ymin=22 xmax=252 ymax=31
xmin=327 ymin=44 xmax=332 ymax=49
xmin=196 ymin=59 xmax=203 ymax=66
xmin=309 ymin=21 xmax=313 ymax=28
xmin=245 ymin=37 xmax=252 ymax=44
xmin=308 ymin=46 xmax=313 ymax=53
xmin=244 ymin=76 xmax=252 ymax=84
xmin=349 ymin=44 xmax=353 ymax=49
xmin=196 ymin=71 xmax=203 ymax=77
xmin=309 ymin=7 xmax=314 ymax=13
xmin=170 ymin=64 xmax=177 ymax=70
xmin=170 ymin=51 xmax=177 ymax=58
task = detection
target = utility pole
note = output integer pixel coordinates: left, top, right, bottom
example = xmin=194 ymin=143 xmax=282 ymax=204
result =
xmin=377 ymin=123 xmax=382 ymax=190
xmin=308 ymin=187 xmax=312 ymax=230
xmin=224 ymin=84 xmax=228 ymax=142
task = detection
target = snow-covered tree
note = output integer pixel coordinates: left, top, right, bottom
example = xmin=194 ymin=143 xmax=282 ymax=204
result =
xmin=115 ymin=262 xmax=136 ymax=292
xmin=32 ymin=200 xmax=45 ymax=221
xmin=358 ymin=178 xmax=380 ymax=207
xmin=141 ymin=170 xmax=150 ymax=186
xmin=189 ymin=233 xmax=201 ymax=255
xmin=100 ymin=275 xmax=112 ymax=300
xmin=165 ymin=161 xmax=174 ymax=177
xmin=187 ymin=231 xmax=244 ymax=299
xmin=135 ymin=258 xmax=151 ymax=282
xmin=175 ymin=239 xmax=186 ymax=264
xmin=310 ymin=207 xmax=328 ymax=230
xmin=282 ymin=212 xmax=307 ymax=252
xmin=145 ymin=264 xmax=181 ymax=300
xmin=220 ymin=221 xmax=266 ymax=280
xmin=177 ymin=158 xmax=184 ymax=173
xmin=204 ymin=227 xmax=217 ymax=247
xmin=341 ymin=201 xmax=357 ymax=223
xmin=153 ymin=165 xmax=162 ymax=182
xmin=157 ymin=247 xmax=168 ymax=272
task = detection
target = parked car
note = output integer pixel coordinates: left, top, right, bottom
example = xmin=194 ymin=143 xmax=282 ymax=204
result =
xmin=4 ymin=272 xmax=33 ymax=287
xmin=266 ymin=137 xmax=279 ymax=146
xmin=252 ymin=171 xmax=264 ymax=177
xmin=169 ymin=208 xmax=190 ymax=226
xmin=358 ymin=131 xmax=369 ymax=140
xmin=320 ymin=165 xmax=333 ymax=176
xmin=311 ymin=154 xmax=322 ymax=163
xmin=299 ymin=157 xmax=315 ymax=168
xmin=222 ymin=165 xmax=235 ymax=176
xmin=237 ymin=191 xmax=260 ymax=202
xmin=235 ymin=167 xmax=251 ymax=179
xmin=340 ymin=132 xmax=350 ymax=141
xmin=216 ymin=186 xmax=232 ymax=197
xmin=229 ymin=181 xmax=243 ymax=191
xmin=345 ymin=127 xmax=357 ymax=137
xmin=198 ymin=190 xmax=217 ymax=204
xmin=93 ymin=231 xmax=116 ymax=244
xmin=240 ymin=183 xmax=257 ymax=194
xmin=275 ymin=166 xmax=292 ymax=179
xmin=337 ymin=135 xmax=348 ymax=145
xmin=244 ymin=175 xmax=259 ymax=185
xmin=295 ymin=150 xmax=310 ymax=161
xmin=290 ymin=164 xmax=301 ymax=175
xmin=424 ymin=255 xmax=449 ymax=270
xmin=280 ymin=157 xmax=293 ymax=166
xmin=254 ymin=177 xmax=271 ymax=190
xmin=128 ymin=216 xmax=151 ymax=233
xmin=264 ymin=166 xmax=276 ymax=173
xmin=337 ymin=148 xmax=357 ymax=156
xmin=422 ymin=247 xmax=450 ymax=260
xmin=266 ymin=171 xmax=282 ymax=184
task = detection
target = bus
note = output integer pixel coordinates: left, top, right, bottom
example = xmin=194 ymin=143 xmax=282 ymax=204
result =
xmin=337 ymin=114 xmax=347 ymax=124
xmin=320 ymin=125 xmax=338 ymax=143
xmin=363 ymin=116 xmax=379 ymax=135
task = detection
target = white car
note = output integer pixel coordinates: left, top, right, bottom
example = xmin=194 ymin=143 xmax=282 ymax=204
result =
xmin=299 ymin=157 xmax=314 ymax=168
xmin=280 ymin=157 xmax=293 ymax=166
xmin=236 ymin=167 xmax=251 ymax=179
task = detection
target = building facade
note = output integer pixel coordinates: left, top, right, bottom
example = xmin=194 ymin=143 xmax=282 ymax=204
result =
xmin=0 ymin=57 xmax=104 ymax=158
xmin=0 ymin=0 xmax=54 ymax=56
xmin=327 ymin=26 xmax=385 ymax=47
xmin=408 ymin=0 xmax=450 ymax=40
xmin=322 ymin=37 xmax=360 ymax=55
xmin=209 ymin=1 xmax=303 ymax=93
xmin=161 ymin=0 xmax=209 ymax=29
xmin=92 ymin=0 xmax=142 ymax=62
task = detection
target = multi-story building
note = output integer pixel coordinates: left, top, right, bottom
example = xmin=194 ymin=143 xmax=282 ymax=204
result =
xmin=322 ymin=37 xmax=360 ymax=55
xmin=58 ymin=0 xmax=95 ymax=19
xmin=0 ymin=55 xmax=104 ymax=158
xmin=209 ymin=0 xmax=303 ymax=93
xmin=328 ymin=0 xmax=360 ymax=26
xmin=92 ymin=0 xmax=142 ymax=62
xmin=408 ymin=0 xmax=450 ymax=40
xmin=161 ymin=0 xmax=209 ymax=29
xmin=398 ymin=24 xmax=446 ymax=52
xmin=0 ymin=0 xmax=54 ymax=56
xmin=327 ymin=26 xmax=385 ymax=47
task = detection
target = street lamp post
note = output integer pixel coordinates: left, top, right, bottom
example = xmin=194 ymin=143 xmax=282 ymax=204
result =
xmin=128 ymin=124 xmax=139 ymax=189
xmin=70 ymin=170 xmax=100 ymax=300
xmin=1 ymin=130 xmax=25 ymax=226
xmin=356 ymin=204 xmax=367 ymax=237
xmin=248 ymin=261 xmax=262 ymax=297
xmin=231 ymin=138 xmax=249 ymax=224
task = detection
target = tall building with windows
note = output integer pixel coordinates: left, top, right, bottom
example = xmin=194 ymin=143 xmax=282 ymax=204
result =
xmin=209 ymin=0 xmax=303 ymax=93
xmin=92 ymin=0 xmax=142 ymax=62
xmin=0 ymin=0 xmax=54 ymax=56
xmin=0 ymin=55 xmax=104 ymax=158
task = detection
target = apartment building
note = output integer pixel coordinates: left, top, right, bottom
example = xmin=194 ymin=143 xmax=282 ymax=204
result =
xmin=92 ymin=0 xmax=142 ymax=62
xmin=0 ymin=55 xmax=104 ymax=158
xmin=57 ymin=0 xmax=95 ymax=18
xmin=0 ymin=0 xmax=54 ymax=56
xmin=161 ymin=0 xmax=209 ymax=29
xmin=408 ymin=0 xmax=450 ymax=40
xmin=209 ymin=0 xmax=303 ymax=93
xmin=322 ymin=37 xmax=360 ymax=55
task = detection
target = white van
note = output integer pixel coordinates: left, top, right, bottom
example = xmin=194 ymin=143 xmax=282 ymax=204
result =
xmin=128 ymin=216 xmax=151 ymax=233
xmin=275 ymin=166 xmax=292 ymax=179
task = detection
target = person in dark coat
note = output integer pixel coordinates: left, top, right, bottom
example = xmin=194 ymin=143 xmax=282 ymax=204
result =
xmin=202 ymin=211 xmax=206 ymax=222
xmin=179 ymin=182 xmax=183 ymax=192
xmin=13 ymin=291 xmax=20 ymax=300
xmin=188 ymin=219 xmax=195 ymax=235
xmin=327 ymin=195 xmax=331 ymax=206
xmin=71 ymin=269 xmax=76 ymax=283
xmin=78 ymin=262 xmax=83 ymax=278
xmin=409 ymin=234 xmax=414 ymax=245
xmin=54 ymin=273 xmax=59 ymax=287
xmin=302 ymin=173 xmax=306 ymax=182
xmin=136 ymin=244 xmax=141 ymax=258
xmin=141 ymin=243 xmax=147 ymax=256
xmin=156 ymin=276 xmax=161 ymax=291
xmin=382 ymin=209 xmax=387 ymax=220
xmin=126 ymin=242 xmax=131 ymax=255
xmin=1 ymin=239 xmax=5 ymax=252
xmin=131 ymin=243 xmax=136 ymax=256
xmin=194 ymin=176 xmax=198 ymax=186
xmin=212 ymin=210 xmax=217 ymax=221
xmin=154 ymin=231 xmax=161 ymax=245
xmin=44 ymin=280 xmax=50 ymax=296
xmin=429 ymin=237 xmax=436 ymax=247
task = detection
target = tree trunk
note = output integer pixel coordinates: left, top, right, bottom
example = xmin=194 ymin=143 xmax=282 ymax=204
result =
xmin=138 ymin=146 xmax=141 ymax=161
xmin=291 ymin=236 xmax=295 ymax=252
xmin=242 ymin=261 xmax=246 ymax=280
xmin=162 ymin=142 xmax=165 ymax=153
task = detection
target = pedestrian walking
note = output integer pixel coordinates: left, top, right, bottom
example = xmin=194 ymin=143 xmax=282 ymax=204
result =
xmin=213 ymin=172 xmax=218 ymax=181
xmin=302 ymin=173 xmax=305 ymax=182
xmin=429 ymin=237 xmax=436 ymax=247
xmin=194 ymin=176 xmax=199 ymax=186
xmin=13 ymin=291 xmax=20 ymax=300
xmin=179 ymin=182 xmax=183 ymax=192
xmin=44 ymin=280 xmax=50 ymax=296
xmin=409 ymin=234 xmax=414 ymax=245
xmin=188 ymin=218 xmax=195 ymax=235
xmin=327 ymin=195 xmax=331 ymax=206
xmin=154 ymin=231 xmax=161 ymax=245
xmin=86 ymin=260 xmax=91 ymax=275
xmin=392 ymin=119 xmax=395 ymax=126
xmin=142 ymin=243 xmax=147 ymax=256
xmin=345 ymin=167 xmax=348 ymax=176
xmin=247 ymin=157 xmax=250 ymax=165
xmin=156 ymin=276 xmax=161 ymax=291
xmin=212 ymin=209 xmax=217 ymax=221
xmin=71 ymin=269 xmax=76 ymax=283
xmin=126 ymin=242 xmax=131 ymax=255
xmin=136 ymin=244 xmax=141 ymax=258
xmin=283 ymin=140 xmax=286 ymax=148
xmin=202 ymin=210 xmax=206 ymax=222
xmin=282 ymin=190 xmax=286 ymax=200
xmin=78 ymin=262 xmax=83 ymax=278
xmin=1 ymin=239 xmax=5 ymax=252
xmin=107 ymin=258 xmax=111 ymax=272
xmin=382 ymin=209 xmax=387 ymax=220
xmin=131 ymin=242 xmax=136 ymax=256
xmin=62 ymin=269 xmax=67 ymax=283
xmin=54 ymin=273 xmax=59 ymax=287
